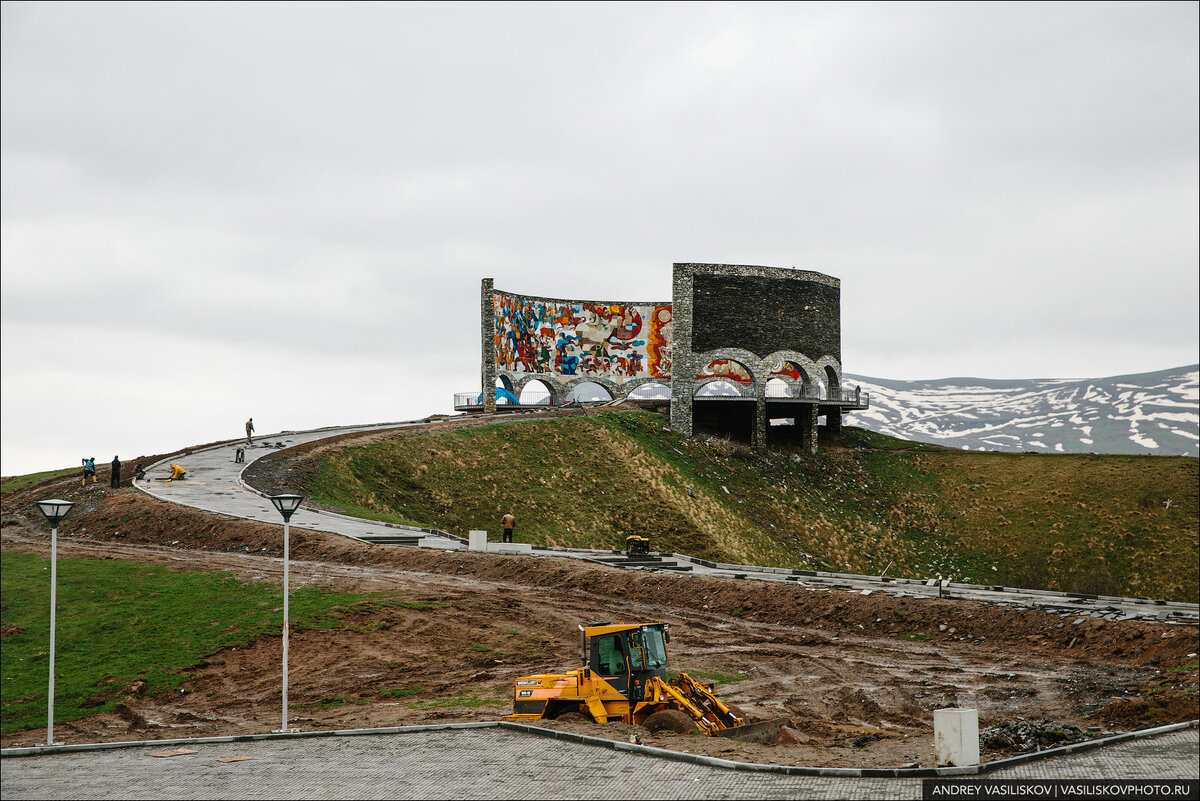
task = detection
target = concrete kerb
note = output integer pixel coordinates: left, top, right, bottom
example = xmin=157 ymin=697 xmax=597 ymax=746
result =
xmin=4 ymin=719 xmax=1195 ymax=775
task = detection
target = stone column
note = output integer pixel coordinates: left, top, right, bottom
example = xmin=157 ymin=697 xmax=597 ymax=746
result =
xmin=669 ymin=266 xmax=694 ymax=436
xmin=753 ymin=382 xmax=767 ymax=452
xmin=481 ymin=279 xmax=497 ymax=413
xmin=826 ymin=407 xmax=842 ymax=436
xmin=799 ymin=403 xmax=819 ymax=454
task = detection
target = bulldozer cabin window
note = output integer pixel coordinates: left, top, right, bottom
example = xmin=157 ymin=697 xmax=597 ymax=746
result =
xmin=596 ymin=635 xmax=626 ymax=675
xmin=640 ymin=626 xmax=668 ymax=668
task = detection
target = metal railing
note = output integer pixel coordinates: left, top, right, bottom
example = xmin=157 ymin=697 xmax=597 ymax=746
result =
xmin=626 ymin=384 xmax=672 ymax=400
xmin=453 ymin=385 xmax=868 ymax=410
xmin=453 ymin=390 xmax=550 ymax=409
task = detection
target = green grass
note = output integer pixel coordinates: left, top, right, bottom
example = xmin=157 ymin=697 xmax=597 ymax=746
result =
xmin=0 ymin=551 xmax=430 ymax=735
xmin=1 ymin=467 xmax=80 ymax=494
xmin=303 ymin=412 xmax=1196 ymax=601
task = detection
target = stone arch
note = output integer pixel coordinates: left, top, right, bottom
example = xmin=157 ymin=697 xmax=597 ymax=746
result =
xmin=694 ymin=349 xmax=762 ymax=383
xmin=514 ymin=376 xmax=559 ymax=406
xmin=626 ymin=381 xmax=671 ymax=400
xmin=763 ymin=351 xmax=822 ymax=399
xmin=565 ymin=381 xmax=615 ymax=403
xmin=765 ymin=377 xmax=793 ymax=398
xmin=560 ymin=375 xmax=621 ymax=401
xmin=816 ymin=357 xmax=842 ymax=400
xmin=496 ymin=374 xmax=515 ymax=392
xmin=693 ymin=377 xmax=750 ymax=398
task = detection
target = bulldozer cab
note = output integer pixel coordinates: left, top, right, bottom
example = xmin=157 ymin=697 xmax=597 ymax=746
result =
xmin=584 ymin=623 xmax=670 ymax=702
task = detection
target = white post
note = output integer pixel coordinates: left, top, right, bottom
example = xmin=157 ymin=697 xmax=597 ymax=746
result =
xmin=281 ymin=519 xmax=290 ymax=732
xmin=934 ymin=708 xmax=980 ymax=766
xmin=47 ymin=525 xmax=58 ymax=746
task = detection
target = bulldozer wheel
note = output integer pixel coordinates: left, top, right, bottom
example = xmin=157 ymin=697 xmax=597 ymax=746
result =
xmin=643 ymin=709 xmax=696 ymax=734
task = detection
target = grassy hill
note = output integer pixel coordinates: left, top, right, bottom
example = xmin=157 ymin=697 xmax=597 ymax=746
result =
xmin=309 ymin=412 xmax=1198 ymax=602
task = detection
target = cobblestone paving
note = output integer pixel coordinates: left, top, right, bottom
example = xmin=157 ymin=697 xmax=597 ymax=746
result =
xmin=2 ymin=728 xmax=1196 ymax=800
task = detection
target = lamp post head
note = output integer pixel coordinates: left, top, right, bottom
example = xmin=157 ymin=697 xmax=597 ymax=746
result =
xmin=36 ymin=499 xmax=74 ymax=528
xmin=269 ymin=493 xmax=304 ymax=522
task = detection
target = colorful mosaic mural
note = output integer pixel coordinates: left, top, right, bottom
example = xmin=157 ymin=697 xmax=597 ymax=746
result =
xmin=695 ymin=359 xmax=806 ymax=383
xmin=495 ymin=294 xmax=672 ymax=379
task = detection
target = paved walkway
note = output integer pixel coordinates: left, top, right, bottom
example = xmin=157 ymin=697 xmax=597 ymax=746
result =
xmin=138 ymin=422 xmax=463 ymax=549
xmin=2 ymin=727 xmax=1197 ymax=800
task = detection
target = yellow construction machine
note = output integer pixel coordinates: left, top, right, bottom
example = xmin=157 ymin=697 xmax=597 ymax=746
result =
xmin=505 ymin=622 xmax=788 ymax=742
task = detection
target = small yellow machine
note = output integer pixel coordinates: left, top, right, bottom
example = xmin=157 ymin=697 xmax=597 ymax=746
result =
xmin=625 ymin=535 xmax=650 ymax=555
xmin=505 ymin=622 xmax=786 ymax=740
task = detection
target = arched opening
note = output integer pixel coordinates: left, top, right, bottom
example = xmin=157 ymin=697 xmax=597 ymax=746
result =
xmin=692 ymin=357 xmax=757 ymax=443
xmin=694 ymin=380 xmax=744 ymax=398
xmin=496 ymin=376 xmax=514 ymax=392
xmin=696 ymin=358 xmax=753 ymax=385
xmin=627 ymin=382 xmax=671 ymax=400
xmin=519 ymin=379 xmax=553 ymax=406
xmin=823 ymin=366 xmax=840 ymax=400
xmin=565 ymin=381 xmax=613 ymax=403
xmin=765 ymin=378 xmax=793 ymax=398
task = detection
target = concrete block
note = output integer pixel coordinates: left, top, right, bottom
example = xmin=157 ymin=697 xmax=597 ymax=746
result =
xmin=934 ymin=708 xmax=979 ymax=767
xmin=486 ymin=542 xmax=533 ymax=555
xmin=468 ymin=530 xmax=488 ymax=552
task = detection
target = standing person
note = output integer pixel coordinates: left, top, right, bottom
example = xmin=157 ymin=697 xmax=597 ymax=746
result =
xmin=81 ymin=457 xmax=97 ymax=486
xmin=501 ymin=511 xmax=516 ymax=543
xmin=245 ymin=417 xmax=255 ymax=445
xmin=110 ymin=456 xmax=121 ymax=488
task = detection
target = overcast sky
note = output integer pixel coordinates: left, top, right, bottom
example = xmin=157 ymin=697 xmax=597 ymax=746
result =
xmin=3 ymin=1 xmax=1197 ymax=476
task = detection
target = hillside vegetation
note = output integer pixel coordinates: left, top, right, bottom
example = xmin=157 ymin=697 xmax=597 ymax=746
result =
xmin=310 ymin=412 xmax=1198 ymax=602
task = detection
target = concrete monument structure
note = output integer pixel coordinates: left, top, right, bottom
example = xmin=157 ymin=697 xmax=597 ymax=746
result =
xmin=456 ymin=263 xmax=867 ymax=452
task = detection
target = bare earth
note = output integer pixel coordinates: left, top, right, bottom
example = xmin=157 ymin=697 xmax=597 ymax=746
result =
xmin=1 ymin=458 xmax=1197 ymax=769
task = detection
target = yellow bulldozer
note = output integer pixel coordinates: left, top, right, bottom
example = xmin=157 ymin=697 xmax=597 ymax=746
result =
xmin=505 ymin=622 xmax=788 ymax=742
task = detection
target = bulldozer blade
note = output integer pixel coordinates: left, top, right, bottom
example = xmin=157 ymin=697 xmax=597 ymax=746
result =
xmin=711 ymin=718 xmax=793 ymax=744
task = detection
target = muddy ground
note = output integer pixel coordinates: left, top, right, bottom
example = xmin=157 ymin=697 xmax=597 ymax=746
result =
xmin=2 ymin=441 xmax=1197 ymax=768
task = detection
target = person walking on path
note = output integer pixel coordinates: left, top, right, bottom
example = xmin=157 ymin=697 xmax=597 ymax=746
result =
xmin=82 ymin=457 xmax=97 ymax=486
xmin=245 ymin=417 xmax=255 ymax=445
xmin=110 ymin=456 xmax=121 ymax=488
xmin=501 ymin=511 xmax=516 ymax=543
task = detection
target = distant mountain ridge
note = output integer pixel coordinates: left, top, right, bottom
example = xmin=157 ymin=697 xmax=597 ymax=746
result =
xmin=843 ymin=365 xmax=1199 ymax=456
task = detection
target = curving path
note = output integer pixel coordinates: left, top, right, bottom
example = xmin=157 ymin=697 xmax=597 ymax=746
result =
xmin=137 ymin=420 xmax=463 ymax=549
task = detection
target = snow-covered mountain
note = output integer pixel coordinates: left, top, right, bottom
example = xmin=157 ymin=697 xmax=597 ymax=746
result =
xmin=843 ymin=365 xmax=1199 ymax=456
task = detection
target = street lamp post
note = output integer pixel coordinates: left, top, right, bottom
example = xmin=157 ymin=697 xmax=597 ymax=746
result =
xmin=35 ymin=499 xmax=74 ymax=746
xmin=268 ymin=493 xmax=304 ymax=733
